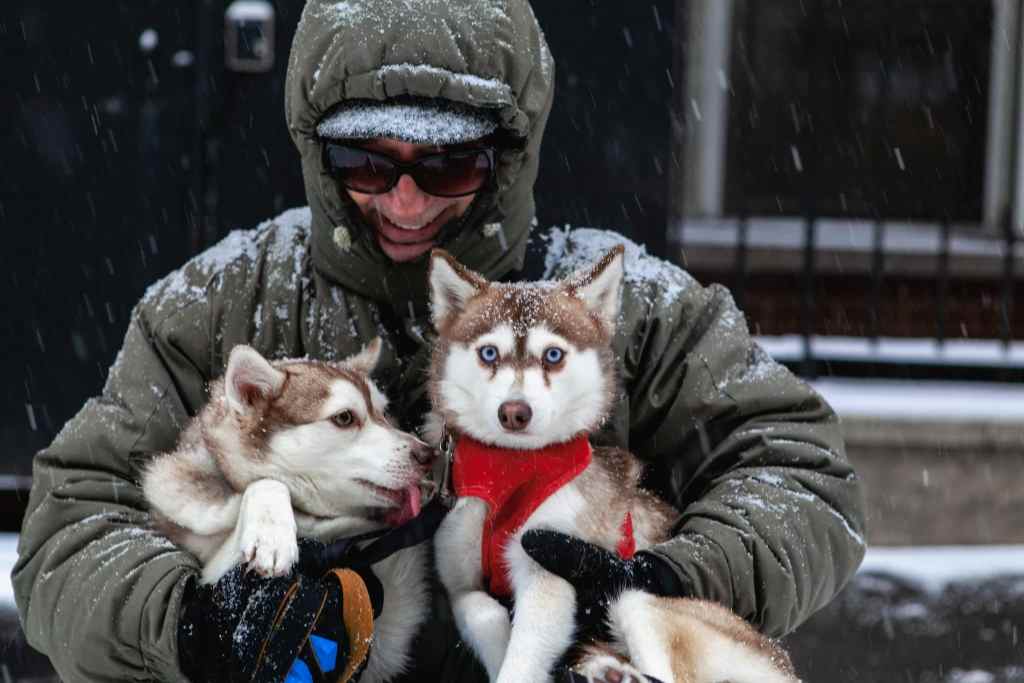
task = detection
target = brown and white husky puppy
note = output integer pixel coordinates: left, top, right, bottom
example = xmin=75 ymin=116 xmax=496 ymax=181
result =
xmin=426 ymin=248 xmax=799 ymax=683
xmin=142 ymin=340 xmax=432 ymax=682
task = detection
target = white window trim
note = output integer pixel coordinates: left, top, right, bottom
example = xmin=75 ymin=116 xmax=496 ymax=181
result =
xmin=681 ymin=0 xmax=734 ymax=217
xmin=985 ymin=0 xmax=1020 ymax=234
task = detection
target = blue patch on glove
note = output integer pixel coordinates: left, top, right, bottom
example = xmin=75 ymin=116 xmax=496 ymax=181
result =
xmin=284 ymin=659 xmax=313 ymax=683
xmin=310 ymin=634 xmax=338 ymax=672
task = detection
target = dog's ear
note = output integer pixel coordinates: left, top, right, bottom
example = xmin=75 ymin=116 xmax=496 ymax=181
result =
xmin=428 ymin=249 xmax=487 ymax=329
xmin=345 ymin=337 xmax=382 ymax=375
xmin=565 ymin=245 xmax=625 ymax=332
xmin=225 ymin=345 xmax=286 ymax=414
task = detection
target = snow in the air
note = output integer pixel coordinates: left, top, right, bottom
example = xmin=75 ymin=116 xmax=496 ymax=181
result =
xmin=138 ymin=29 xmax=159 ymax=53
xmin=140 ymin=207 xmax=311 ymax=317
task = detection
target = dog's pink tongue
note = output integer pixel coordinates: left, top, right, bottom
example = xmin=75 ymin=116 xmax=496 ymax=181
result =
xmin=386 ymin=484 xmax=422 ymax=527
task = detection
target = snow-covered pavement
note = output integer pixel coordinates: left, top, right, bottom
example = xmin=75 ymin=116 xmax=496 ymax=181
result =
xmin=859 ymin=545 xmax=1024 ymax=592
xmin=2 ymin=533 xmax=16 ymax=607
xmin=808 ymin=376 xmax=1024 ymax=422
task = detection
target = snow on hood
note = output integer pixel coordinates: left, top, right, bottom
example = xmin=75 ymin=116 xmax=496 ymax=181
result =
xmin=284 ymin=0 xmax=555 ymax=309
xmin=316 ymin=97 xmax=499 ymax=145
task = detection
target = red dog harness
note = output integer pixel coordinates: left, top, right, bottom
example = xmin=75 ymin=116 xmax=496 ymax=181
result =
xmin=452 ymin=435 xmax=636 ymax=599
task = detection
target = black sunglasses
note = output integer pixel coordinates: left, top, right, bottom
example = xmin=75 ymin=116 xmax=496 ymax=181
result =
xmin=322 ymin=142 xmax=496 ymax=198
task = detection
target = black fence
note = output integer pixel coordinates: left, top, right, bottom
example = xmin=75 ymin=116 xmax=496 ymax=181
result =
xmin=676 ymin=214 xmax=1023 ymax=383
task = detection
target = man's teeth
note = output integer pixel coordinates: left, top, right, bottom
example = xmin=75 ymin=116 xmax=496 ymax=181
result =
xmin=384 ymin=215 xmax=437 ymax=231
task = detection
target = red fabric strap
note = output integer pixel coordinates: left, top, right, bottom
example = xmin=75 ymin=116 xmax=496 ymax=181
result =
xmin=452 ymin=435 xmax=592 ymax=598
xmin=452 ymin=436 xmax=640 ymax=599
xmin=618 ymin=512 xmax=636 ymax=560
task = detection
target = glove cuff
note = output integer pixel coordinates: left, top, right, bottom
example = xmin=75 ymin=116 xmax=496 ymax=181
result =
xmin=326 ymin=568 xmax=376 ymax=682
xmin=176 ymin=576 xmax=209 ymax=682
xmin=253 ymin=569 xmax=377 ymax=683
xmin=635 ymin=550 xmax=692 ymax=598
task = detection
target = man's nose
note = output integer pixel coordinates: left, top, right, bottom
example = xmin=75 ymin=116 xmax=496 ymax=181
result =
xmin=387 ymin=174 xmax=429 ymax=210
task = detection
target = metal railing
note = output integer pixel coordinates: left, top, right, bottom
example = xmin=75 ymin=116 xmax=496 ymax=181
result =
xmin=675 ymin=214 xmax=1023 ymax=382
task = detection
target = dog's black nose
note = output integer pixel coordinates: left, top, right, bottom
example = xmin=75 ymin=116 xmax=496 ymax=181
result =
xmin=498 ymin=400 xmax=532 ymax=431
xmin=410 ymin=440 xmax=435 ymax=466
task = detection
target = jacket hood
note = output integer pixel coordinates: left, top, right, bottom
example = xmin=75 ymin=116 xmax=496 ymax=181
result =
xmin=285 ymin=0 xmax=555 ymax=316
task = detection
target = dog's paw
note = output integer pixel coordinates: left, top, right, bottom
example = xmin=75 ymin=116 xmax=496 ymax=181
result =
xmin=239 ymin=517 xmax=299 ymax=578
xmin=574 ymin=654 xmax=649 ymax=683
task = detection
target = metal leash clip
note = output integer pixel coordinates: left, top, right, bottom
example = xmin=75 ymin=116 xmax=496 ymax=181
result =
xmin=436 ymin=421 xmax=456 ymax=509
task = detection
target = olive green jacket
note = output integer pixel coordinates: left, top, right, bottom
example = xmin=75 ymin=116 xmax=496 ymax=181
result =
xmin=13 ymin=1 xmax=865 ymax=680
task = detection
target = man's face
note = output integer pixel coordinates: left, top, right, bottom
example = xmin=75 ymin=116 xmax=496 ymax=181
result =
xmin=346 ymin=138 xmax=478 ymax=263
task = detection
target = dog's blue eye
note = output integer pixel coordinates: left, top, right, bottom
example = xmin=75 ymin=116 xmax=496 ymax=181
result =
xmin=543 ymin=347 xmax=564 ymax=365
xmin=478 ymin=345 xmax=499 ymax=364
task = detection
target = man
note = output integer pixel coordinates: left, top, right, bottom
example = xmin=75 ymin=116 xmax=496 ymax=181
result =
xmin=13 ymin=0 xmax=866 ymax=681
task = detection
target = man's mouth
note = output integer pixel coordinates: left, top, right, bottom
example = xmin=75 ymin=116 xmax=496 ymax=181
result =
xmin=371 ymin=209 xmax=451 ymax=262
xmin=374 ymin=210 xmax=447 ymax=244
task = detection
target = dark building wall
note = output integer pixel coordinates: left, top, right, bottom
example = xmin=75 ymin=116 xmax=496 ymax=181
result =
xmin=0 ymin=2 xmax=678 ymax=483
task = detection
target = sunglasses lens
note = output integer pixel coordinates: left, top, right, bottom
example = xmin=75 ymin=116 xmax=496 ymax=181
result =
xmin=325 ymin=145 xmax=395 ymax=194
xmin=324 ymin=144 xmax=492 ymax=197
xmin=414 ymin=151 xmax=492 ymax=197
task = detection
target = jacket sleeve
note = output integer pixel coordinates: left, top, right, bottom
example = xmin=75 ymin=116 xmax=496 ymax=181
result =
xmin=623 ymin=281 xmax=867 ymax=637
xmin=12 ymin=294 xmax=214 ymax=681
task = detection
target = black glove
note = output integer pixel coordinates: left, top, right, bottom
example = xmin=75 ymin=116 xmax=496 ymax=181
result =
xmin=177 ymin=560 xmax=381 ymax=683
xmin=177 ymin=499 xmax=446 ymax=682
xmin=521 ymin=529 xmax=690 ymax=642
xmin=177 ymin=499 xmax=447 ymax=683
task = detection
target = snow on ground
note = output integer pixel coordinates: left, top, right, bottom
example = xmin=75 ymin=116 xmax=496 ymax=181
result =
xmin=678 ymin=217 xmax=1024 ymax=259
xmin=758 ymin=335 xmax=1024 ymax=368
xmin=2 ymin=534 xmax=17 ymax=606
xmin=859 ymin=545 xmax=1024 ymax=594
xmin=753 ymin=334 xmax=1024 ymax=421
xmin=807 ymin=376 xmax=1024 ymax=422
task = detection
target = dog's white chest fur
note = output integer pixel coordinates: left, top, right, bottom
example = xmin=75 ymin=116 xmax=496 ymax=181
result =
xmin=361 ymin=545 xmax=429 ymax=683
xmin=434 ymin=472 xmax=595 ymax=683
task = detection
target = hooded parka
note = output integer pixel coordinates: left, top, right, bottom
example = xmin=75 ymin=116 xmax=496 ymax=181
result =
xmin=13 ymin=1 xmax=866 ymax=680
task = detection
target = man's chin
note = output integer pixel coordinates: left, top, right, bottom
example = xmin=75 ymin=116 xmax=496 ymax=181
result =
xmin=376 ymin=234 xmax=436 ymax=262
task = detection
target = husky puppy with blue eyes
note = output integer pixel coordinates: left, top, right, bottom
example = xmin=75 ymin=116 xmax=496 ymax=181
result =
xmin=426 ymin=248 xmax=799 ymax=683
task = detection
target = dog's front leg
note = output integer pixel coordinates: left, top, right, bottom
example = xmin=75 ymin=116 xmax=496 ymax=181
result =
xmin=436 ymin=497 xmax=511 ymax=681
xmin=494 ymin=541 xmax=577 ymax=683
xmin=203 ymin=479 xmax=298 ymax=583
xmin=143 ymin=448 xmax=242 ymax=537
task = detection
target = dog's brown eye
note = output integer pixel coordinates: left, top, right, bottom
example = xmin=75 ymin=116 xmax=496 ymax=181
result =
xmin=332 ymin=410 xmax=356 ymax=428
